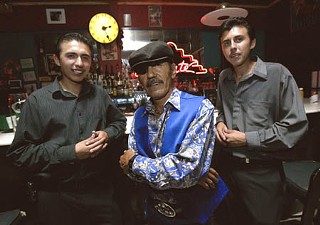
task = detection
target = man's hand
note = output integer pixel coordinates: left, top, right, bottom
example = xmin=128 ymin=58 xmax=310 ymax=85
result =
xmin=119 ymin=149 xmax=135 ymax=173
xmin=216 ymin=122 xmax=228 ymax=146
xmin=216 ymin=122 xmax=247 ymax=147
xmin=198 ymin=168 xmax=219 ymax=190
xmin=224 ymin=129 xmax=247 ymax=147
xmin=75 ymin=131 xmax=108 ymax=160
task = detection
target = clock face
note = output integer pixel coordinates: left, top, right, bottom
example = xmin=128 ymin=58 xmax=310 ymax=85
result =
xmin=89 ymin=13 xmax=119 ymax=44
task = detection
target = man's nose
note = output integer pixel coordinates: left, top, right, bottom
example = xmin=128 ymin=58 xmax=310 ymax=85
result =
xmin=146 ymin=66 xmax=156 ymax=78
xmin=230 ymin=40 xmax=236 ymax=48
xmin=75 ymin=56 xmax=84 ymax=66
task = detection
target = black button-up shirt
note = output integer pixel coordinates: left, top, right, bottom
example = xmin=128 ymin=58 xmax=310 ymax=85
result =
xmin=7 ymin=77 xmax=126 ymax=183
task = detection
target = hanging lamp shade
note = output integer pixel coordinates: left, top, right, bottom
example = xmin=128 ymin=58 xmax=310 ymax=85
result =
xmin=201 ymin=3 xmax=248 ymax=26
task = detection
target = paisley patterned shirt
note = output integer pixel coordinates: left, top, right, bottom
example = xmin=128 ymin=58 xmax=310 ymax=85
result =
xmin=127 ymin=88 xmax=215 ymax=190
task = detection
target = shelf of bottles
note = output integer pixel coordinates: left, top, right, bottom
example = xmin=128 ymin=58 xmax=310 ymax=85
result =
xmin=87 ymin=61 xmax=147 ymax=114
xmin=174 ymin=67 xmax=220 ymax=106
xmin=87 ymin=58 xmax=220 ymax=114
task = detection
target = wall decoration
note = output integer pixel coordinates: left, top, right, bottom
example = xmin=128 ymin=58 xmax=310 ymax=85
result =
xmin=290 ymin=1 xmax=320 ymax=32
xmin=46 ymin=8 xmax=66 ymax=24
xmin=100 ymin=42 xmax=118 ymax=61
xmin=45 ymin=54 xmax=60 ymax=75
xmin=22 ymin=70 xmax=36 ymax=82
xmin=2 ymin=59 xmax=21 ymax=79
xmin=148 ymin=6 xmax=162 ymax=27
xmin=167 ymin=42 xmax=208 ymax=75
xmin=19 ymin=58 xmax=34 ymax=69
xmin=8 ymin=80 xmax=22 ymax=90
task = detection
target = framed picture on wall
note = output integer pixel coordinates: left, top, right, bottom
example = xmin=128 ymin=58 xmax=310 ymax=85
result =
xmin=46 ymin=8 xmax=66 ymax=24
xmin=148 ymin=6 xmax=162 ymax=27
xmin=8 ymin=80 xmax=22 ymax=90
xmin=22 ymin=70 xmax=36 ymax=82
xmin=100 ymin=42 xmax=118 ymax=61
xmin=19 ymin=58 xmax=34 ymax=69
xmin=45 ymin=54 xmax=61 ymax=75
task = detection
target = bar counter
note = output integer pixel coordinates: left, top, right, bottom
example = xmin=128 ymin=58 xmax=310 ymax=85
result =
xmin=1 ymin=99 xmax=320 ymax=147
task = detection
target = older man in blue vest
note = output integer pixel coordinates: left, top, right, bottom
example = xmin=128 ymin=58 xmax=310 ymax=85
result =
xmin=119 ymin=42 xmax=228 ymax=225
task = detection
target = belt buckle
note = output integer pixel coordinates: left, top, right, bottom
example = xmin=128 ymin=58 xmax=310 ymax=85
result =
xmin=153 ymin=199 xmax=176 ymax=218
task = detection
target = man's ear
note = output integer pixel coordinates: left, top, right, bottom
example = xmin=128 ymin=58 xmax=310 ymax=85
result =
xmin=53 ymin=54 xmax=61 ymax=66
xmin=171 ymin=63 xmax=177 ymax=79
xmin=250 ymin=38 xmax=256 ymax=50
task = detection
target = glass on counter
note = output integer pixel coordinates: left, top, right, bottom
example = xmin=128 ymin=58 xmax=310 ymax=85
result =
xmin=8 ymin=92 xmax=28 ymax=132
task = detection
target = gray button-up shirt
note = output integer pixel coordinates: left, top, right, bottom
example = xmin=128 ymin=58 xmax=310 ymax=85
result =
xmin=216 ymin=56 xmax=308 ymax=158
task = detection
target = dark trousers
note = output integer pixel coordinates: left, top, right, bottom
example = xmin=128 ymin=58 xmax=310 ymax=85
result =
xmin=37 ymin=184 xmax=121 ymax=225
xmin=214 ymin=152 xmax=285 ymax=225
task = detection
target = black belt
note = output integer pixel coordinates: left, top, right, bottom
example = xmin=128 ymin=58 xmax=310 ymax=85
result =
xmin=220 ymin=150 xmax=280 ymax=166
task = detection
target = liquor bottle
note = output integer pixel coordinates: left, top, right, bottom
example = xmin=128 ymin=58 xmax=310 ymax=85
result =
xmin=97 ymin=74 xmax=103 ymax=87
xmin=132 ymin=98 xmax=139 ymax=110
xmin=110 ymin=65 xmax=117 ymax=97
xmin=104 ymin=65 xmax=110 ymax=94
xmin=116 ymin=65 xmax=123 ymax=97
xmin=192 ymin=79 xmax=199 ymax=94
xmin=123 ymin=78 xmax=129 ymax=97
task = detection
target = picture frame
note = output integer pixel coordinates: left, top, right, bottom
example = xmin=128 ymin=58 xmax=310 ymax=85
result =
xmin=148 ymin=6 xmax=162 ymax=27
xmin=19 ymin=58 xmax=34 ymax=69
xmin=46 ymin=8 xmax=66 ymax=24
xmin=100 ymin=42 xmax=118 ymax=61
xmin=45 ymin=54 xmax=61 ymax=75
xmin=22 ymin=70 xmax=37 ymax=82
xmin=8 ymin=80 xmax=22 ymax=90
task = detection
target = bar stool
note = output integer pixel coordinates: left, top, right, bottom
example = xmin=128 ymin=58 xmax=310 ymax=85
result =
xmin=281 ymin=160 xmax=320 ymax=225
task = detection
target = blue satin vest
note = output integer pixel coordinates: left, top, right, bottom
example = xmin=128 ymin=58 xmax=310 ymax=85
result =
xmin=134 ymin=92 xmax=228 ymax=224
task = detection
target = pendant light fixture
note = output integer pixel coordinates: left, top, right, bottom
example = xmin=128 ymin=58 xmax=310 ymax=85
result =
xmin=200 ymin=2 xmax=248 ymax=26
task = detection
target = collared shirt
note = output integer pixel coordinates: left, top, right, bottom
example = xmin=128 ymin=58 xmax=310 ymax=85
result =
xmin=7 ymin=77 xmax=126 ymax=181
xmin=216 ymin=56 xmax=308 ymax=156
xmin=128 ymin=88 xmax=215 ymax=190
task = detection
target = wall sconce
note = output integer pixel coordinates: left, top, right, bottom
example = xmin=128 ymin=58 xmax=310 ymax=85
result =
xmin=123 ymin=14 xmax=132 ymax=26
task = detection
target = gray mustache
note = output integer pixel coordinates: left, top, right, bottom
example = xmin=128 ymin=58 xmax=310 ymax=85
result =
xmin=147 ymin=79 xmax=163 ymax=87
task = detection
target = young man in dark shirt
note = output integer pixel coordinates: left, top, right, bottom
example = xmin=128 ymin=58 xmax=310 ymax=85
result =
xmin=7 ymin=32 xmax=126 ymax=225
xmin=214 ymin=17 xmax=308 ymax=225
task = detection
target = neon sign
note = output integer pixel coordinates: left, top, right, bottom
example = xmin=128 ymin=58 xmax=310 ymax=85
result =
xmin=167 ymin=41 xmax=208 ymax=75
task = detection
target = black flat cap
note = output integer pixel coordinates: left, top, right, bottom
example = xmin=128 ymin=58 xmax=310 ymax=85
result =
xmin=128 ymin=41 xmax=174 ymax=71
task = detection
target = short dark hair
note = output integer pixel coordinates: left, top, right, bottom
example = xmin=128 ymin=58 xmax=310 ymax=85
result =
xmin=55 ymin=32 xmax=94 ymax=58
xmin=218 ymin=17 xmax=256 ymax=42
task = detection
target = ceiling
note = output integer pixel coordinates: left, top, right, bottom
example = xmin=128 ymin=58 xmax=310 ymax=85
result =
xmin=6 ymin=0 xmax=280 ymax=9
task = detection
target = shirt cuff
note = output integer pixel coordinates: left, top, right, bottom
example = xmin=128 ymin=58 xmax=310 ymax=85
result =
xmin=245 ymin=131 xmax=261 ymax=148
xmin=215 ymin=118 xmax=225 ymax=126
xmin=57 ymin=145 xmax=77 ymax=162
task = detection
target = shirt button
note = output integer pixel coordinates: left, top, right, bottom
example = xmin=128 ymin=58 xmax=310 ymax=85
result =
xmin=79 ymin=129 xmax=83 ymax=134
xmin=78 ymin=112 xmax=82 ymax=116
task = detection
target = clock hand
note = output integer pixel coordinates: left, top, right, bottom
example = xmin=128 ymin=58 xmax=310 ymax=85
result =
xmin=102 ymin=25 xmax=112 ymax=31
xmin=101 ymin=26 xmax=112 ymax=40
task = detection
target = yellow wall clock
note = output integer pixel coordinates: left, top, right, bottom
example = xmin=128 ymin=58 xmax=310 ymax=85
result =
xmin=89 ymin=13 xmax=119 ymax=44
